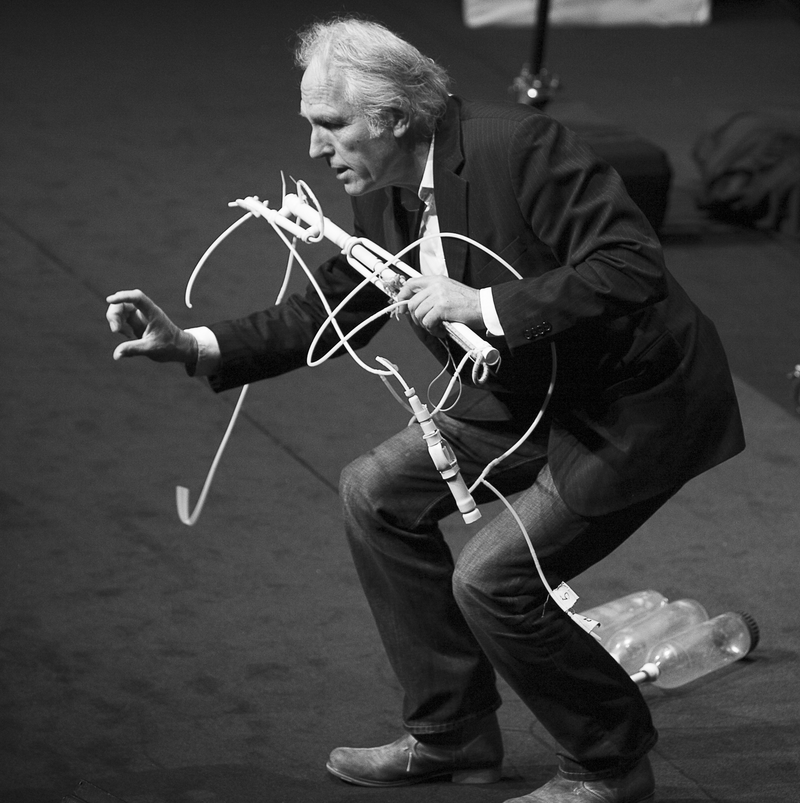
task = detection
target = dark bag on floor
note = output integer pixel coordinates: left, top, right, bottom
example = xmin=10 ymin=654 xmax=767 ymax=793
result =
xmin=693 ymin=109 xmax=800 ymax=236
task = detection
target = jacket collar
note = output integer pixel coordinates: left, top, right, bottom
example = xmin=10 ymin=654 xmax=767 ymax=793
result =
xmin=434 ymin=95 xmax=466 ymax=174
xmin=379 ymin=96 xmax=469 ymax=280
xmin=432 ymin=96 xmax=469 ymax=281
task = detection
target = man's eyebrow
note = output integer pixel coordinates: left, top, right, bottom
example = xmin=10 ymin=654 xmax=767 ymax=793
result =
xmin=299 ymin=108 xmax=348 ymax=127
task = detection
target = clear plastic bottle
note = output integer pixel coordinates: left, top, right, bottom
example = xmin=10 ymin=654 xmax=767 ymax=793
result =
xmin=578 ymin=590 xmax=668 ymax=646
xmin=605 ymin=599 xmax=708 ymax=673
xmin=636 ymin=611 xmax=760 ymax=689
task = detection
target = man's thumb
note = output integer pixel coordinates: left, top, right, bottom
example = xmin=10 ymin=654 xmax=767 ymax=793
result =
xmin=113 ymin=340 xmax=142 ymax=360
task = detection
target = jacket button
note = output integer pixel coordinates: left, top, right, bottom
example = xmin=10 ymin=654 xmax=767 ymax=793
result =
xmin=524 ymin=321 xmax=552 ymax=340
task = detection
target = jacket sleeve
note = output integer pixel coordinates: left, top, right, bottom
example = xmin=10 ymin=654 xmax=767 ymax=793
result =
xmin=206 ymin=211 xmax=389 ymax=392
xmin=490 ymin=113 xmax=668 ymax=352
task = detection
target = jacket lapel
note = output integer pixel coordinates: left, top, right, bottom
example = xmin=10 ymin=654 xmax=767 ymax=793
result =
xmin=377 ymin=99 xmax=468 ymax=279
xmin=433 ymin=98 xmax=469 ymax=282
xmin=381 ymin=187 xmax=407 ymax=257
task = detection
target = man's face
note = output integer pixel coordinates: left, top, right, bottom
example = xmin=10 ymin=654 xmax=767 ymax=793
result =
xmin=300 ymin=60 xmax=414 ymax=196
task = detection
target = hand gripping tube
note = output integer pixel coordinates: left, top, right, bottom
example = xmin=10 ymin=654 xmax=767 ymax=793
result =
xmin=279 ymin=194 xmax=500 ymax=373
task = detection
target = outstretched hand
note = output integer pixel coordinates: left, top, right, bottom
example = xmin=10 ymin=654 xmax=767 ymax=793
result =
xmin=106 ymin=289 xmax=195 ymax=363
xmin=395 ymin=275 xmax=483 ymax=337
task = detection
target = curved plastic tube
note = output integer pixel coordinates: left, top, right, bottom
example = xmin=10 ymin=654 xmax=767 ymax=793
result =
xmin=176 ymin=384 xmax=249 ymax=525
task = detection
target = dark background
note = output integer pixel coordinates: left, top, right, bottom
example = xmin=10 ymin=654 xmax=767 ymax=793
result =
xmin=1 ymin=1 xmax=799 ymax=801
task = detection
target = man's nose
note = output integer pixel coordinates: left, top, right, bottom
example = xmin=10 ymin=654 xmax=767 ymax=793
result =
xmin=308 ymin=127 xmax=332 ymax=160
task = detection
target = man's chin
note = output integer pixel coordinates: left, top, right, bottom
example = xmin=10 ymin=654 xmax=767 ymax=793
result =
xmin=341 ymin=182 xmax=369 ymax=197
xmin=335 ymin=171 xmax=371 ymax=196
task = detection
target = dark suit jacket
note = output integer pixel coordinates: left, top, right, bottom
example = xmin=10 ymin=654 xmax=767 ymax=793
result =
xmin=208 ymin=96 xmax=744 ymax=516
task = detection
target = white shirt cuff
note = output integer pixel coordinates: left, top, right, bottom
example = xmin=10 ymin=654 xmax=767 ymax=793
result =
xmin=185 ymin=326 xmax=221 ymax=376
xmin=479 ymin=288 xmax=504 ymax=337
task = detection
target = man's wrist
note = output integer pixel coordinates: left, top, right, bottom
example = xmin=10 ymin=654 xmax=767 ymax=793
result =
xmin=182 ymin=331 xmax=199 ymax=376
xmin=184 ymin=326 xmax=221 ymax=376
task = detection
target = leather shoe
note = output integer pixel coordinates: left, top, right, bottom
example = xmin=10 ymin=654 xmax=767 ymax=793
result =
xmin=326 ymin=713 xmax=503 ymax=787
xmin=503 ymin=755 xmax=654 ymax=802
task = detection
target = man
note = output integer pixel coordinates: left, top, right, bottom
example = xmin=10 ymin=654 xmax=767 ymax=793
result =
xmin=106 ymin=17 xmax=744 ymax=803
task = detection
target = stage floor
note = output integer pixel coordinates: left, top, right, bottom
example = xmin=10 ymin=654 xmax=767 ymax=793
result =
xmin=2 ymin=1 xmax=799 ymax=801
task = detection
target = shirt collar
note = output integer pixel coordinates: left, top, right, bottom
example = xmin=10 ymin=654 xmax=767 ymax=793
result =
xmin=417 ymin=137 xmax=435 ymax=202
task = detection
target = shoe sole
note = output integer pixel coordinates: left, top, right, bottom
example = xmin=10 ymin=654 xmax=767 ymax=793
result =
xmin=326 ymin=762 xmax=502 ymax=787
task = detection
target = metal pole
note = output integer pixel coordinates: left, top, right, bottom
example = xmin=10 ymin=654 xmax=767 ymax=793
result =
xmin=531 ymin=0 xmax=551 ymax=75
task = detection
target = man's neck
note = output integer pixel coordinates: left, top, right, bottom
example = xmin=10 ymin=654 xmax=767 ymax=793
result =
xmin=394 ymin=137 xmax=432 ymax=194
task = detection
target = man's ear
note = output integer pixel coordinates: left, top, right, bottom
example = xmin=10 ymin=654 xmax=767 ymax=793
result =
xmin=390 ymin=109 xmax=412 ymax=139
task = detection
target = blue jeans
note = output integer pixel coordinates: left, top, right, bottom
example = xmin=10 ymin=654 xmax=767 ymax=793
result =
xmin=339 ymin=413 xmax=668 ymax=776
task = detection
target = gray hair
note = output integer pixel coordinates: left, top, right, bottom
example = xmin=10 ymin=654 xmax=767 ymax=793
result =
xmin=295 ymin=17 xmax=450 ymax=139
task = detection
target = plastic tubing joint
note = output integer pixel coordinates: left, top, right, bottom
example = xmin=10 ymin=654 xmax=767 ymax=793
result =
xmin=405 ymin=387 xmax=481 ymax=524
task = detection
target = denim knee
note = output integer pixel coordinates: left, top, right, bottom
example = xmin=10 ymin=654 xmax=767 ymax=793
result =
xmin=340 ymin=452 xmax=378 ymax=517
xmin=453 ymin=534 xmax=550 ymax=624
xmin=452 ymin=542 xmax=494 ymax=615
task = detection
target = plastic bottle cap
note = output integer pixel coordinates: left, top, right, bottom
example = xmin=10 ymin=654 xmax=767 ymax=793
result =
xmin=736 ymin=611 xmax=760 ymax=654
